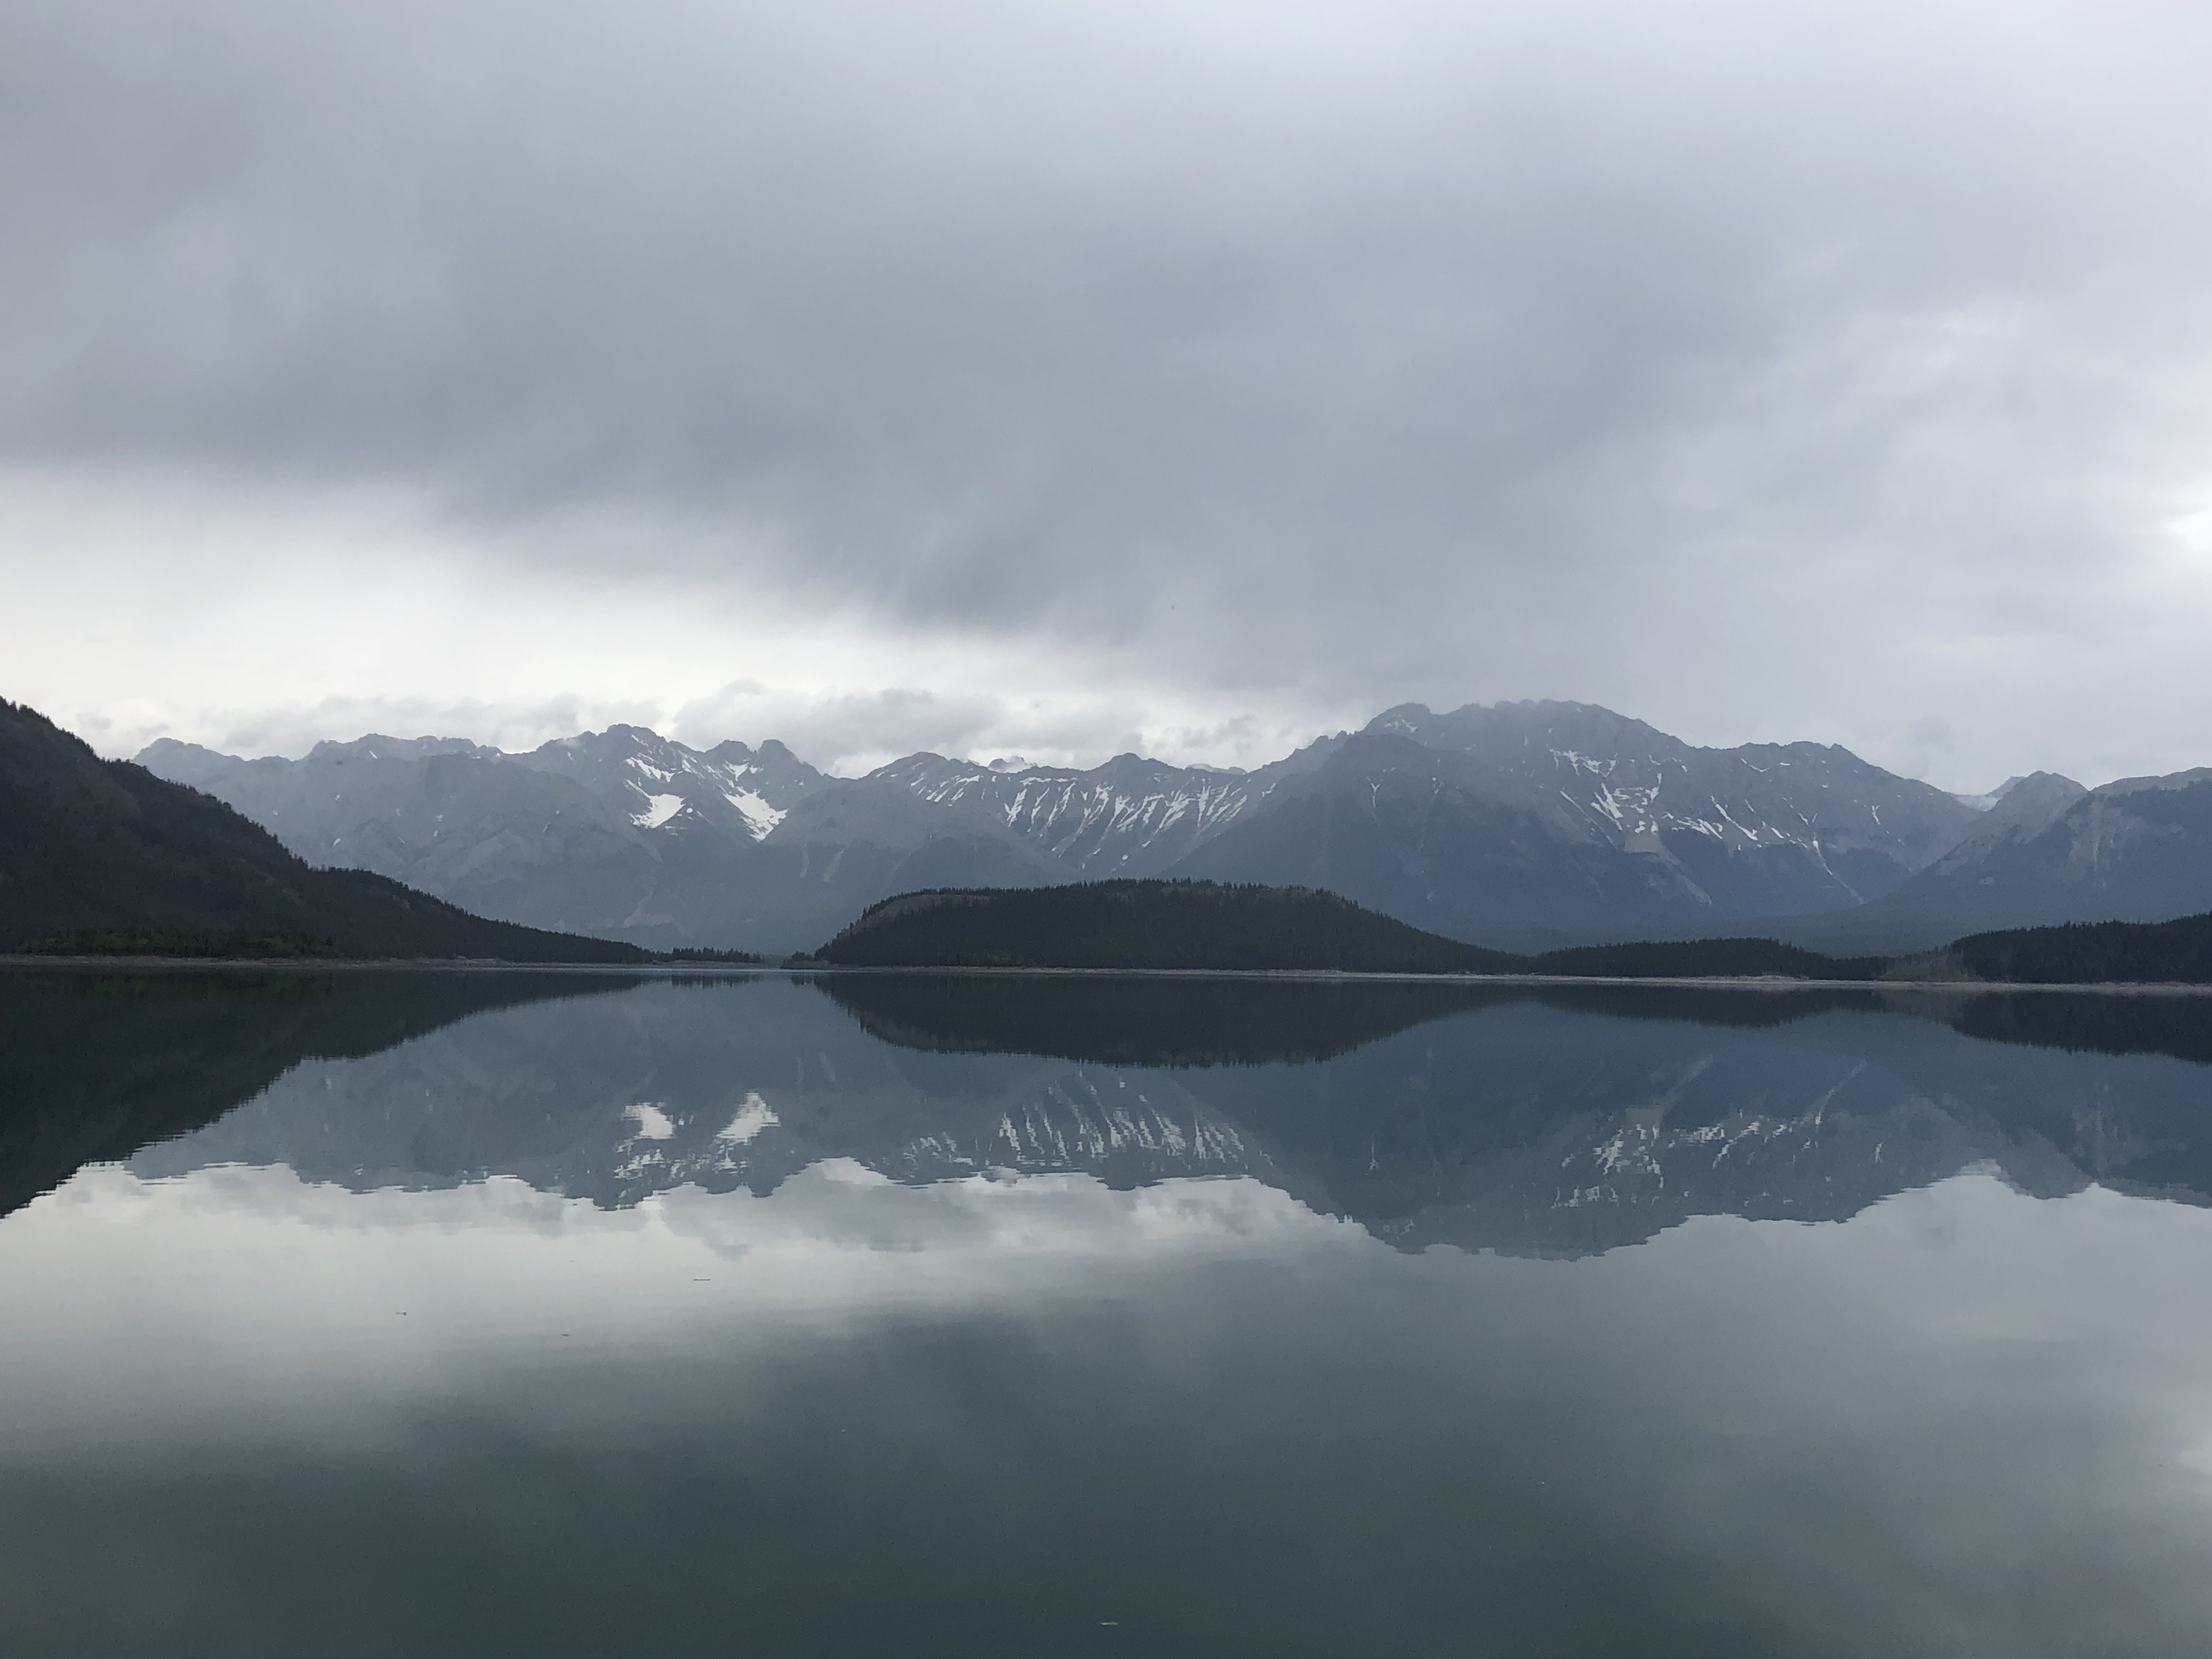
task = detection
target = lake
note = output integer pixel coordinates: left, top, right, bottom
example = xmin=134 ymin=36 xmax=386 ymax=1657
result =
xmin=4 ymin=967 xmax=2211 ymax=1656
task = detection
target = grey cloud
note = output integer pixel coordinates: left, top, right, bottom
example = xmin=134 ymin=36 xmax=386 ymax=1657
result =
xmin=8 ymin=0 xmax=2212 ymax=780
xmin=669 ymin=682 xmax=1151 ymax=776
xmin=192 ymin=692 xmax=668 ymax=765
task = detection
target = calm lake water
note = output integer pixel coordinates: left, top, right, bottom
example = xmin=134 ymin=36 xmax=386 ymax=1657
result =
xmin=4 ymin=968 xmax=2212 ymax=1656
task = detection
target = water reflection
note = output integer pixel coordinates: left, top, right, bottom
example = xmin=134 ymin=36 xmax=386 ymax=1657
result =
xmin=0 ymin=967 xmax=639 ymax=1216
xmin=820 ymin=968 xmax=2212 ymax=1068
xmin=36 ymin=972 xmax=2206 ymax=1253
xmin=4 ymin=968 xmax=2212 ymax=1656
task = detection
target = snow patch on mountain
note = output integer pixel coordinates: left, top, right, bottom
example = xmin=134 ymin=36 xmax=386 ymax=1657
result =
xmin=723 ymin=789 xmax=785 ymax=838
xmin=860 ymin=751 xmax=1292 ymax=876
xmin=1376 ymin=701 xmax=1980 ymax=887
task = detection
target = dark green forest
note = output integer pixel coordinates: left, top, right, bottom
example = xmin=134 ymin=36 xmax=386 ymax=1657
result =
xmin=815 ymin=877 xmax=2212 ymax=985
xmin=813 ymin=881 xmax=1526 ymax=973
xmin=23 ymin=928 xmax=340 ymax=959
xmin=1941 ymin=912 xmax=2212 ymax=985
xmin=813 ymin=881 xmax=1883 ymax=978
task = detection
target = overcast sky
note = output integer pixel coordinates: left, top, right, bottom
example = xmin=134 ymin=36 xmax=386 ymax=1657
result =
xmin=7 ymin=0 xmax=2211 ymax=786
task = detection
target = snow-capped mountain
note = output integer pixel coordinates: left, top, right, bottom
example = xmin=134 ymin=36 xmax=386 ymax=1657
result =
xmin=134 ymin=698 xmax=2205 ymax=954
xmin=1369 ymin=701 xmax=1980 ymax=909
xmin=510 ymin=726 xmax=825 ymax=840
xmin=136 ymin=726 xmax=844 ymax=945
xmin=851 ymin=741 xmax=1339 ymax=876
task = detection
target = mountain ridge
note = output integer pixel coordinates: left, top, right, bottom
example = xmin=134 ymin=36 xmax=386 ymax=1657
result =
xmin=1771 ymin=768 xmax=2212 ymax=953
xmin=129 ymin=698 xmax=2212 ymax=955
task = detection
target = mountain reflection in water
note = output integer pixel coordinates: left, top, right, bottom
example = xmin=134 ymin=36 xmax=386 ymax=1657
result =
xmin=5 ymin=968 xmax=2212 ymax=1656
xmin=4 ymin=969 xmax=2193 ymax=1253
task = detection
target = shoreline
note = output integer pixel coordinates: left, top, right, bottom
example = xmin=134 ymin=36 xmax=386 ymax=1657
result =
xmin=0 ymin=953 xmax=748 ymax=977
xmin=5 ymin=954 xmax=2210 ymax=996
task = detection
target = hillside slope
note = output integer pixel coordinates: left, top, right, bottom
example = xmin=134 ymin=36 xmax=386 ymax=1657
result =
xmin=1 ymin=699 xmax=652 ymax=961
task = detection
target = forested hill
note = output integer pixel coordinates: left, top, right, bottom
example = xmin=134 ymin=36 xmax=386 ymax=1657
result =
xmin=812 ymin=877 xmax=2212 ymax=985
xmin=812 ymin=882 xmax=1874 ymax=976
xmin=0 ymin=698 xmax=652 ymax=962
xmin=1932 ymin=913 xmax=2212 ymax=985
xmin=814 ymin=881 xmax=1525 ymax=973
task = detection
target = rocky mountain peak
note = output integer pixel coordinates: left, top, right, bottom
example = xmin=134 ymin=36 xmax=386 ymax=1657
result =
xmin=129 ymin=703 xmax=2212 ymax=958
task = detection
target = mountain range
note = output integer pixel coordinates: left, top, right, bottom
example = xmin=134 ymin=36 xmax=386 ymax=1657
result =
xmin=136 ymin=700 xmax=2212 ymax=954
xmin=1784 ymin=765 xmax=2212 ymax=951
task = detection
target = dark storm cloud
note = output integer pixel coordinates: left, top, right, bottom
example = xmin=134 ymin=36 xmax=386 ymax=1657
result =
xmin=8 ymin=0 xmax=2212 ymax=777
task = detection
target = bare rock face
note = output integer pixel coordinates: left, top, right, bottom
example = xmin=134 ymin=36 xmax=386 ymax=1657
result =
xmin=1801 ymin=768 xmax=2212 ymax=951
xmin=138 ymin=735 xmax=665 ymax=938
xmin=1367 ymin=701 xmax=1983 ymax=909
